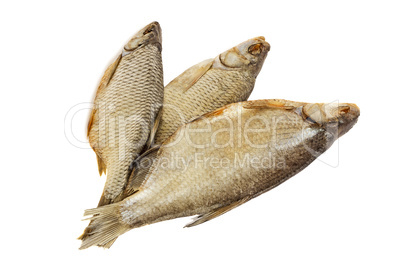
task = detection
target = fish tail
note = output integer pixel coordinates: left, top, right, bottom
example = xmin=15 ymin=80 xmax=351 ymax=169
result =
xmin=79 ymin=204 xmax=129 ymax=250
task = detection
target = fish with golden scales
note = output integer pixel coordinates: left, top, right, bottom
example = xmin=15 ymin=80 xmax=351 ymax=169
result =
xmin=79 ymin=99 xmax=360 ymax=249
xmin=121 ymin=36 xmax=270 ymax=199
xmin=86 ymin=21 xmax=164 ymax=207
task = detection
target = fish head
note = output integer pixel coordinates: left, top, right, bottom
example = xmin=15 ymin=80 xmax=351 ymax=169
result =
xmin=299 ymin=102 xmax=360 ymax=138
xmin=218 ymin=36 xmax=270 ymax=77
xmin=123 ymin=21 xmax=162 ymax=55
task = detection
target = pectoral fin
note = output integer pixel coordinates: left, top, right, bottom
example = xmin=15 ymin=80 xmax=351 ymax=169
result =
xmin=124 ymin=146 xmax=160 ymax=197
xmin=184 ymin=197 xmax=250 ymax=228
xmin=166 ymin=58 xmax=214 ymax=92
xmin=145 ymin=108 xmax=163 ymax=150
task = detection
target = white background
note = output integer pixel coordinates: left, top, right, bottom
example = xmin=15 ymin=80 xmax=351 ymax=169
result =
xmin=1 ymin=0 xmax=401 ymax=267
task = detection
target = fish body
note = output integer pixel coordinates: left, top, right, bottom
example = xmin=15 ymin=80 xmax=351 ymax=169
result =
xmin=87 ymin=21 xmax=164 ymax=206
xmin=154 ymin=36 xmax=270 ymax=146
xmin=123 ymin=36 xmax=270 ymax=197
xmin=80 ymin=99 xmax=360 ymax=249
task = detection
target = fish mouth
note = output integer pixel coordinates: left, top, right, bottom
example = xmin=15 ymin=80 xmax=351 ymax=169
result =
xmin=334 ymin=103 xmax=360 ymax=123
xmin=344 ymin=103 xmax=360 ymax=116
xmin=321 ymin=103 xmax=360 ymax=138
xmin=248 ymin=36 xmax=270 ymax=53
xmin=337 ymin=103 xmax=360 ymax=137
xmin=142 ymin=21 xmax=162 ymax=43
xmin=123 ymin=21 xmax=162 ymax=54
xmin=234 ymin=36 xmax=270 ymax=57
xmin=300 ymin=102 xmax=360 ymax=139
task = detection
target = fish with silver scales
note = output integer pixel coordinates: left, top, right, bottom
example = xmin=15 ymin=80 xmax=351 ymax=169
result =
xmin=78 ymin=22 xmax=164 ymax=242
xmin=79 ymin=99 xmax=360 ymax=249
xmin=86 ymin=21 xmax=164 ymax=207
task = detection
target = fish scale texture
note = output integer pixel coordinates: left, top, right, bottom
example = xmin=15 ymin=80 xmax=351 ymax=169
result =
xmin=154 ymin=68 xmax=255 ymax=145
xmin=120 ymin=106 xmax=332 ymax=227
xmin=89 ymin=44 xmax=163 ymax=201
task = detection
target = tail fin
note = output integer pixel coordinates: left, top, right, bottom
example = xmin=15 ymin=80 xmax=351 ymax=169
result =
xmin=79 ymin=204 xmax=130 ymax=250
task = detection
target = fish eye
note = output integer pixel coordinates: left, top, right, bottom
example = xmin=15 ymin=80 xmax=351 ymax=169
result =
xmin=248 ymin=43 xmax=262 ymax=55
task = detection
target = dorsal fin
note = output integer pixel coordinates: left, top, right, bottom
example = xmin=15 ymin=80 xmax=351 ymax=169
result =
xmin=186 ymin=99 xmax=307 ymax=127
xmin=87 ymin=54 xmax=122 ymax=137
xmin=242 ymin=99 xmax=306 ymax=110
xmin=87 ymin=55 xmax=122 ymax=177
xmin=165 ymin=58 xmax=214 ymax=92
xmin=184 ymin=197 xmax=250 ymax=228
xmin=184 ymin=103 xmax=232 ymax=126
